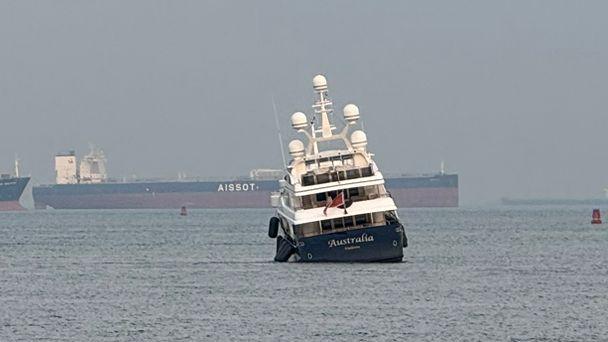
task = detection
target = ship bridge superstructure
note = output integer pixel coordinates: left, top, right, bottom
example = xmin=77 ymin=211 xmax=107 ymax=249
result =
xmin=54 ymin=146 xmax=108 ymax=185
xmin=79 ymin=146 xmax=107 ymax=184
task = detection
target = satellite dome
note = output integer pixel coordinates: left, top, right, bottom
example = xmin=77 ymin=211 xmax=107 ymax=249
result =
xmin=288 ymin=139 xmax=305 ymax=158
xmin=291 ymin=112 xmax=308 ymax=130
xmin=343 ymin=104 xmax=360 ymax=124
xmin=350 ymin=130 xmax=368 ymax=151
xmin=312 ymin=74 xmax=328 ymax=91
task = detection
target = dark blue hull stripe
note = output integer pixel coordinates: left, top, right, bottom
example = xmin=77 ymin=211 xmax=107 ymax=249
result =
xmin=0 ymin=177 xmax=30 ymax=202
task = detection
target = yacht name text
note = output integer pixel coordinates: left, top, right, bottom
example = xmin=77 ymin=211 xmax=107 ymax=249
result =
xmin=328 ymin=233 xmax=374 ymax=248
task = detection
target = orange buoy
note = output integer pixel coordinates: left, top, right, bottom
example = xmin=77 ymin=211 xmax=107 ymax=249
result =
xmin=180 ymin=206 xmax=188 ymax=216
xmin=591 ymin=209 xmax=601 ymax=224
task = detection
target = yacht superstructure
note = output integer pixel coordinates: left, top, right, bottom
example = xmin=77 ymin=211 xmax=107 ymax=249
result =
xmin=268 ymin=75 xmax=407 ymax=262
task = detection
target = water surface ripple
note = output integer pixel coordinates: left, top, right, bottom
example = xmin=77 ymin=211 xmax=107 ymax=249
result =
xmin=1 ymin=207 xmax=607 ymax=341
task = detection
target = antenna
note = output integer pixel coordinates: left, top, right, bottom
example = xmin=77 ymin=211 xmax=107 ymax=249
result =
xmin=14 ymin=154 xmax=20 ymax=177
xmin=312 ymin=75 xmax=334 ymax=138
xmin=271 ymin=94 xmax=287 ymax=169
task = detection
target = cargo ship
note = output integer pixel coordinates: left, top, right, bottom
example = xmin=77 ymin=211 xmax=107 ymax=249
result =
xmin=33 ymin=149 xmax=458 ymax=210
xmin=0 ymin=159 xmax=30 ymax=211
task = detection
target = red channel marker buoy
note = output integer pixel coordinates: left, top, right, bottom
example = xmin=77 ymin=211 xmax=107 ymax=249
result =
xmin=591 ymin=209 xmax=601 ymax=224
xmin=180 ymin=206 xmax=188 ymax=216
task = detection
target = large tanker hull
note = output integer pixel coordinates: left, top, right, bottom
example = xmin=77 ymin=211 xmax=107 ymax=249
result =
xmin=33 ymin=174 xmax=458 ymax=209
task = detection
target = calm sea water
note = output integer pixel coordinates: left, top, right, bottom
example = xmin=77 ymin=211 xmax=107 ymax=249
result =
xmin=1 ymin=207 xmax=607 ymax=341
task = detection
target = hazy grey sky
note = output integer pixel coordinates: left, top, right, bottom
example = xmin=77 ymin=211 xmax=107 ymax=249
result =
xmin=1 ymin=1 xmax=607 ymax=204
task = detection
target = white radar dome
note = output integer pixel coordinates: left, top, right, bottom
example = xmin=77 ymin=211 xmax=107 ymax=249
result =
xmin=288 ymin=139 xmax=305 ymax=158
xmin=350 ymin=130 xmax=368 ymax=151
xmin=291 ymin=112 xmax=308 ymax=130
xmin=312 ymin=74 xmax=328 ymax=91
xmin=343 ymin=104 xmax=360 ymax=124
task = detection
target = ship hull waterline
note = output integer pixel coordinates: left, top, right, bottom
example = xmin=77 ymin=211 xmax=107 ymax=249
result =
xmin=276 ymin=223 xmax=405 ymax=263
xmin=0 ymin=201 xmax=26 ymax=211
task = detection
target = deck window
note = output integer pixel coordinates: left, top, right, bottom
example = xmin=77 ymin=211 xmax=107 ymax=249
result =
xmin=299 ymin=185 xmax=385 ymax=210
xmin=346 ymin=169 xmax=359 ymax=179
xmin=316 ymin=192 xmax=327 ymax=203
xmin=355 ymin=214 xmax=368 ymax=226
xmin=301 ymin=195 xmax=313 ymax=209
xmin=300 ymin=163 xmax=373 ymax=186
xmin=296 ymin=222 xmax=320 ymax=237
xmin=302 ymin=174 xmax=315 ymax=186
xmin=321 ymin=219 xmax=332 ymax=231
xmin=332 ymin=218 xmax=344 ymax=229
xmin=347 ymin=187 xmax=360 ymax=198
xmin=316 ymin=173 xmax=330 ymax=184
xmin=329 ymin=171 xmax=339 ymax=182
xmin=297 ymin=210 xmax=396 ymax=238
xmin=344 ymin=216 xmax=354 ymax=227
xmin=361 ymin=166 xmax=373 ymax=177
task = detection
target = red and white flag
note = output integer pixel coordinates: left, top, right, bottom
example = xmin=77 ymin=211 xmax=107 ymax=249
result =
xmin=323 ymin=192 xmax=345 ymax=215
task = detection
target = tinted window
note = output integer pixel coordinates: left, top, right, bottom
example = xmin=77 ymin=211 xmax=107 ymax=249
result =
xmin=346 ymin=169 xmax=359 ymax=179
xmin=316 ymin=192 xmax=327 ymax=202
xmin=321 ymin=220 xmax=332 ymax=231
xmin=301 ymin=195 xmax=313 ymax=209
xmin=302 ymin=174 xmax=315 ymax=186
xmin=332 ymin=218 xmax=344 ymax=229
xmin=355 ymin=214 xmax=367 ymax=225
xmin=329 ymin=171 xmax=338 ymax=181
xmin=316 ymin=173 xmax=330 ymax=184
xmin=344 ymin=216 xmax=354 ymax=228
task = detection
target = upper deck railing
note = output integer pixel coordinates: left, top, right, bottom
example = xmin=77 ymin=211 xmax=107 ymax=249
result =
xmin=301 ymin=165 xmax=374 ymax=186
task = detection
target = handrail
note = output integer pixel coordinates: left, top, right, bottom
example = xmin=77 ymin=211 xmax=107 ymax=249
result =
xmin=301 ymin=165 xmax=374 ymax=186
xmin=296 ymin=190 xmax=391 ymax=210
